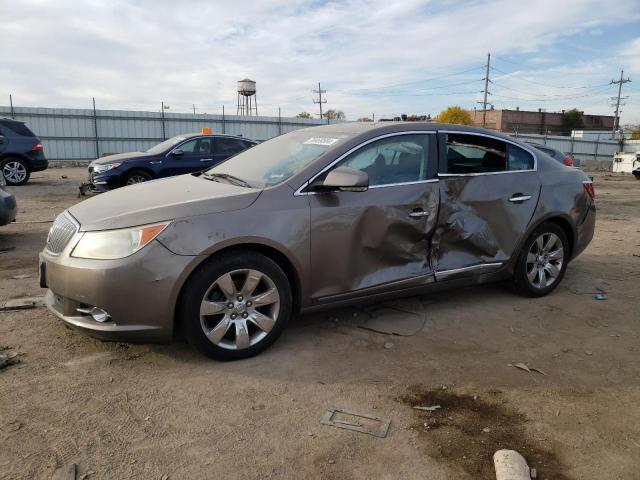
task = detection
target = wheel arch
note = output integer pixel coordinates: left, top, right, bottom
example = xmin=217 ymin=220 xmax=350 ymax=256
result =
xmin=121 ymin=167 xmax=155 ymax=185
xmin=173 ymin=242 xmax=303 ymax=335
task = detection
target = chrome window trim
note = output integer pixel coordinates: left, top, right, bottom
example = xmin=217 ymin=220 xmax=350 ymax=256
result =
xmin=440 ymin=130 xmax=538 ymax=176
xmin=435 ymin=262 xmax=503 ymax=280
xmin=369 ymin=179 xmax=439 ymax=189
xmin=294 ymin=131 xmax=437 ymax=196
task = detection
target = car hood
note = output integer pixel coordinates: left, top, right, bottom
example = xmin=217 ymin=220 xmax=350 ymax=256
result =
xmin=69 ymin=174 xmax=262 ymax=231
xmin=90 ymin=151 xmax=155 ymax=165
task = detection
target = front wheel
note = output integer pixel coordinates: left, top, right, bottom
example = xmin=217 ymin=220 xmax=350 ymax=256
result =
xmin=123 ymin=170 xmax=153 ymax=186
xmin=180 ymin=252 xmax=292 ymax=360
xmin=1 ymin=158 xmax=30 ymax=185
xmin=513 ymin=222 xmax=569 ymax=297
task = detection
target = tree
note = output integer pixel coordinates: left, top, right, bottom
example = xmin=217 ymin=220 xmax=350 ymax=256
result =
xmin=296 ymin=112 xmax=312 ymax=119
xmin=437 ymin=106 xmax=474 ymax=125
xmin=562 ymin=109 xmax=584 ymax=132
xmin=323 ymin=109 xmax=346 ymax=120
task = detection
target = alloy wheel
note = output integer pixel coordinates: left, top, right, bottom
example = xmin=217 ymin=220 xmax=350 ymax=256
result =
xmin=199 ymin=269 xmax=281 ymax=350
xmin=2 ymin=161 xmax=27 ymax=184
xmin=526 ymin=232 xmax=564 ymax=289
xmin=125 ymin=175 xmax=148 ymax=185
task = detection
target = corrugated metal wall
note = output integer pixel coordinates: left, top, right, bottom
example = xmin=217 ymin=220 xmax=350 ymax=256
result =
xmin=510 ymin=132 xmax=620 ymax=165
xmin=0 ymin=106 xmax=331 ymax=161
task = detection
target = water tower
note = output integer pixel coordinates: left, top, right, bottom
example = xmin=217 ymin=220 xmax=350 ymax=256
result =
xmin=237 ymin=78 xmax=258 ymax=116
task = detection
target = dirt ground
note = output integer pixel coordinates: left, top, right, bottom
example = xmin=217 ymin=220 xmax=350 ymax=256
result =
xmin=1 ymin=167 xmax=639 ymax=480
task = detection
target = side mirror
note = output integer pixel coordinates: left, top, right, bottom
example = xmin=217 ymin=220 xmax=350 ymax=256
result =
xmin=171 ymin=149 xmax=184 ymax=157
xmin=320 ymin=166 xmax=368 ymax=192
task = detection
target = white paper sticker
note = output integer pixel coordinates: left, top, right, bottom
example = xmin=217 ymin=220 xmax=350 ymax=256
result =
xmin=304 ymin=137 xmax=339 ymax=146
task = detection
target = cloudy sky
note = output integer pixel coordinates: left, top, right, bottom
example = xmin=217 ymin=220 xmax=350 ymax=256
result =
xmin=1 ymin=0 xmax=639 ymax=123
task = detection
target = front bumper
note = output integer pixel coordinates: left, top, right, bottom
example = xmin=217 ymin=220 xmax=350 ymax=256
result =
xmin=41 ymin=240 xmax=197 ymax=342
xmin=0 ymin=188 xmax=17 ymax=226
xmin=86 ymin=168 xmax=123 ymax=192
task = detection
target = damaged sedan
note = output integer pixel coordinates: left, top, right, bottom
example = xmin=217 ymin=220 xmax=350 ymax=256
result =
xmin=40 ymin=123 xmax=595 ymax=360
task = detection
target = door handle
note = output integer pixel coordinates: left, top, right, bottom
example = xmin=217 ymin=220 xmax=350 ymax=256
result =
xmin=200 ymin=158 xmax=213 ymax=162
xmin=409 ymin=209 xmax=431 ymax=218
xmin=508 ymin=194 xmax=532 ymax=203
xmin=150 ymin=160 xmax=162 ymax=165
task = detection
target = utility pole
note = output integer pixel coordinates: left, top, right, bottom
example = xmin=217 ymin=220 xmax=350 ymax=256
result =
xmin=192 ymin=104 xmax=197 ymax=115
xmin=313 ymin=82 xmax=327 ymax=120
xmin=610 ymin=70 xmax=631 ymax=135
xmin=479 ymin=53 xmax=491 ymax=128
xmin=9 ymin=94 xmax=15 ymax=119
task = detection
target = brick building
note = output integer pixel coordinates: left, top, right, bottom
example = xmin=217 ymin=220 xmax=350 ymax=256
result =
xmin=469 ymin=108 xmax=614 ymax=135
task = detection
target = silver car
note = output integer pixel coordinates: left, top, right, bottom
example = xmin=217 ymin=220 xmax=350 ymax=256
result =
xmin=40 ymin=123 xmax=596 ymax=360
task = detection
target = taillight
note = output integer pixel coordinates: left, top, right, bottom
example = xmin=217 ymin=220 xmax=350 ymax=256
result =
xmin=583 ymin=181 xmax=595 ymax=199
xmin=31 ymin=142 xmax=43 ymax=152
xmin=563 ymin=156 xmax=573 ymax=167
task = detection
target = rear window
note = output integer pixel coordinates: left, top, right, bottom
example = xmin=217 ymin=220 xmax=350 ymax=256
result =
xmin=0 ymin=121 xmax=35 ymax=137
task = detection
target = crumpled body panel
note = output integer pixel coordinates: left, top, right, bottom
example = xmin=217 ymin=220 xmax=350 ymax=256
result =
xmin=309 ymin=184 xmax=439 ymax=299
xmin=432 ymin=173 xmax=540 ymax=274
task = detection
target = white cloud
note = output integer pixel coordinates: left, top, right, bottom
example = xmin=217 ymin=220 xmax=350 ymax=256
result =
xmin=0 ymin=0 xmax=638 ymax=121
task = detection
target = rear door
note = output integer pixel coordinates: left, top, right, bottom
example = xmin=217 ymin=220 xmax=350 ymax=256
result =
xmin=432 ymin=131 xmax=540 ymax=280
xmin=213 ymin=137 xmax=251 ymax=165
xmin=0 ymin=124 xmax=7 ymax=155
xmin=306 ymin=132 xmax=440 ymax=301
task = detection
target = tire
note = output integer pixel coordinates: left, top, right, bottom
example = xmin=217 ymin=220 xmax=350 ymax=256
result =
xmin=1 ymin=158 xmax=31 ymax=186
xmin=180 ymin=252 xmax=292 ymax=360
xmin=513 ymin=222 xmax=569 ymax=297
xmin=123 ymin=170 xmax=153 ymax=186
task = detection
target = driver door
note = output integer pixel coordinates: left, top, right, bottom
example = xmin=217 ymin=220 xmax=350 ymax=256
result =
xmin=307 ymin=132 xmax=440 ymax=302
xmin=164 ymin=137 xmax=213 ymax=177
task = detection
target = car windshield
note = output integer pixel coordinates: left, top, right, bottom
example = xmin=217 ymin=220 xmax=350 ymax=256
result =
xmin=205 ymin=129 xmax=354 ymax=188
xmin=145 ymin=135 xmax=187 ymax=154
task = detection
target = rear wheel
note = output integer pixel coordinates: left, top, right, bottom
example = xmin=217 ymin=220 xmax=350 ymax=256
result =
xmin=123 ymin=170 xmax=152 ymax=186
xmin=180 ymin=252 xmax=292 ymax=360
xmin=513 ymin=222 xmax=569 ymax=297
xmin=1 ymin=158 xmax=30 ymax=185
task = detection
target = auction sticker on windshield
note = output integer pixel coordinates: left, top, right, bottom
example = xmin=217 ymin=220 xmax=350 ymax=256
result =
xmin=304 ymin=137 xmax=340 ymax=146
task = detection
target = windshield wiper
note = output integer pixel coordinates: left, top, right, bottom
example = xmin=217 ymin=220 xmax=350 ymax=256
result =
xmin=202 ymin=172 xmax=253 ymax=188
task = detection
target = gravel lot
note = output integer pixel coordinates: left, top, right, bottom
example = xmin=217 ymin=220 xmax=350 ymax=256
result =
xmin=1 ymin=167 xmax=639 ymax=479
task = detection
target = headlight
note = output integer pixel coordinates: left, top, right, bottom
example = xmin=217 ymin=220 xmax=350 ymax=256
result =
xmin=71 ymin=222 xmax=170 ymax=259
xmin=92 ymin=162 xmax=122 ymax=174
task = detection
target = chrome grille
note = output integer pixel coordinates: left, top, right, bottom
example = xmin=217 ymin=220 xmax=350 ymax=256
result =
xmin=46 ymin=213 xmax=79 ymax=255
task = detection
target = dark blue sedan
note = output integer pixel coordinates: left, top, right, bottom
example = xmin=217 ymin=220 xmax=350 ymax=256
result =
xmin=85 ymin=133 xmax=256 ymax=192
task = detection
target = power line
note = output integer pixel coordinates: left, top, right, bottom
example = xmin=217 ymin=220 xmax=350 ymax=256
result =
xmin=611 ymin=70 xmax=632 ymax=133
xmin=491 ymin=66 xmax=610 ymax=90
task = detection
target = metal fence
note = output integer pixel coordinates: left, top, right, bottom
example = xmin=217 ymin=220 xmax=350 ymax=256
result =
xmin=0 ymin=106 xmax=331 ymax=161
xmin=510 ymin=132 xmax=621 ymax=167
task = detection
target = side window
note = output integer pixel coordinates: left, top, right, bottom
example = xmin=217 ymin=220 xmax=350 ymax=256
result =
xmin=216 ymin=138 xmax=247 ymax=155
xmin=176 ymin=139 xmax=198 ymax=153
xmin=0 ymin=121 xmax=34 ymax=137
xmin=195 ymin=138 xmax=212 ymax=154
xmin=507 ymin=144 xmax=534 ymax=171
xmin=339 ymin=134 xmax=429 ymax=186
xmin=446 ymin=133 xmax=507 ymax=174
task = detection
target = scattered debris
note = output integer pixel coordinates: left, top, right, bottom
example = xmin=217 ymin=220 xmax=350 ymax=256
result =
xmin=5 ymin=420 xmax=22 ymax=432
xmin=511 ymin=363 xmax=547 ymax=376
xmin=384 ymin=342 xmax=395 ymax=349
xmin=585 ymin=350 xmax=593 ymax=356
xmin=328 ymin=459 xmax=335 ymax=465
xmin=52 ymin=463 xmax=77 ymax=480
xmin=320 ymin=407 xmax=391 ymax=438
xmin=11 ymin=274 xmax=31 ymax=280
xmin=595 ymin=292 xmax=607 ymax=301
xmin=61 ymin=175 xmax=68 ymax=179
xmin=0 ymin=353 xmax=20 ymax=370
xmin=0 ymin=246 xmax=16 ymax=254
xmin=482 ymin=427 xmax=492 ymax=433
xmin=0 ymin=296 xmax=46 ymax=311
xmin=413 ymin=405 xmax=441 ymax=412
xmin=493 ymin=450 xmax=531 ymax=480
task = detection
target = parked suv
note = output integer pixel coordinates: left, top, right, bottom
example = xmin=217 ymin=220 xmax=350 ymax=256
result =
xmin=525 ymin=142 xmax=574 ymax=167
xmin=0 ymin=117 xmax=48 ymax=185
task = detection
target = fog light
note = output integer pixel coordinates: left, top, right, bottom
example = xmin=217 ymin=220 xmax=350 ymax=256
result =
xmin=77 ymin=306 xmax=111 ymax=323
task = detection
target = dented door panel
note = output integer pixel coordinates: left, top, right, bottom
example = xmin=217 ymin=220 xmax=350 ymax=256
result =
xmin=309 ymin=182 xmax=439 ymax=300
xmin=432 ymin=172 xmax=541 ymax=276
